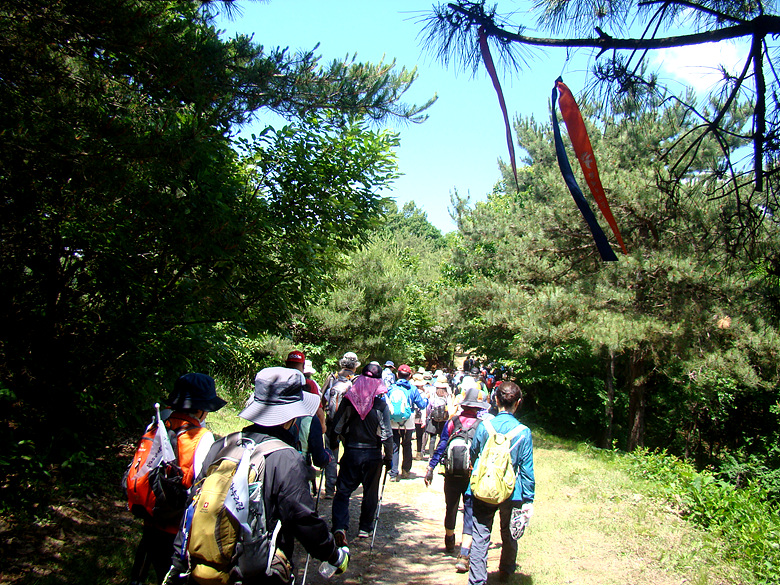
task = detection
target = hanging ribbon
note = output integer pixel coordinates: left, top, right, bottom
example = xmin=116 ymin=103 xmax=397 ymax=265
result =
xmin=555 ymin=78 xmax=628 ymax=254
xmin=552 ymin=84 xmax=618 ymax=261
xmin=478 ymin=26 xmax=518 ymax=188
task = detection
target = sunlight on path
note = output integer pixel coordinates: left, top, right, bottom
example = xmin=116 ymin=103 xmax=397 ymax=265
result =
xmin=293 ymin=438 xmax=736 ymax=585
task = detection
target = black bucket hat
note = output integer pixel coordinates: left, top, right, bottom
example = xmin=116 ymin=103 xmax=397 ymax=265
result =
xmin=167 ymin=373 xmax=227 ymax=412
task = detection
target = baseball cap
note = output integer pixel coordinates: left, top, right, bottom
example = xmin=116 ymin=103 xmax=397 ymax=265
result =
xmin=286 ymin=350 xmax=305 ymax=364
xmin=398 ymin=364 xmax=412 ymax=374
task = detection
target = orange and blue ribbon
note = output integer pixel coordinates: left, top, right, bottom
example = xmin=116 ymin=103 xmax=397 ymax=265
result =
xmin=552 ymin=83 xmax=617 ymax=261
xmin=555 ymin=78 xmax=627 ymax=255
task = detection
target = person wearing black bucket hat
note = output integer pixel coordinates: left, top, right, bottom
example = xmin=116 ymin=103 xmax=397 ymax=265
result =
xmin=128 ymin=373 xmax=226 ymax=585
xmin=167 ymin=366 xmax=346 ymax=584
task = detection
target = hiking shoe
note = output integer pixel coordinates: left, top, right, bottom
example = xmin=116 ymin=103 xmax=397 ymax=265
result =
xmin=334 ymin=529 xmax=348 ymax=548
xmin=391 ymin=473 xmax=400 ymax=482
xmin=399 ymin=470 xmax=410 ymax=479
xmin=323 ymin=490 xmax=334 ymax=500
xmin=455 ymin=554 xmax=470 ymax=573
xmin=444 ymin=534 xmax=456 ymax=553
xmin=357 ymin=529 xmax=371 ymax=538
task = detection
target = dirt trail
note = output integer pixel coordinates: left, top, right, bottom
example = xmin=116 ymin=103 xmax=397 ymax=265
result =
xmin=293 ymin=456 xmax=494 ymax=585
xmin=293 ymin=440 xmax=737 ymax=585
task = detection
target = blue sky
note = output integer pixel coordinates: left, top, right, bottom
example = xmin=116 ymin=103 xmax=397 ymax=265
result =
xmin=218 ymin=1 xmax=750 ymax=233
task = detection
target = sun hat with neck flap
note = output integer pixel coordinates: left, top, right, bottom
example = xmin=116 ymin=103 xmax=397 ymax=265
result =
xmin=239 ymin=367 xmax=320 ymax=427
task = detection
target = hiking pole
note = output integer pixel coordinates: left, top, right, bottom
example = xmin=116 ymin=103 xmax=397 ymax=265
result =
xmin=369 ymin=465 xmax=389 ymax=559
xmin=301 ymin=468 xmax=326 ymax=585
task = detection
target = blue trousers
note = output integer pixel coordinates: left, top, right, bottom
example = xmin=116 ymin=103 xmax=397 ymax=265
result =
xmin=331 ymin=447 xmax=384 ymax=534
xmin=468 ymin=499 xmax=522 ymax=585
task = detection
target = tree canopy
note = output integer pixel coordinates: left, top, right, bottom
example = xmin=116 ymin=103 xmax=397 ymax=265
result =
xmin=0 ymin=0 xmax=434 ymax=473
xmin=421 ymin=0 xmax=780 ymax=264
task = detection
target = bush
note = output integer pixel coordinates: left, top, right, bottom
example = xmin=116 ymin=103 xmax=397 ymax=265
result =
xmin=627 ymin=448 xmax=780 ymax=584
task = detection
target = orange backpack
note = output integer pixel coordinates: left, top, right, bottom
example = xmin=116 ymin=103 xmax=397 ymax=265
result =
xmin=124 ymin=404 xmax=197 ymax=525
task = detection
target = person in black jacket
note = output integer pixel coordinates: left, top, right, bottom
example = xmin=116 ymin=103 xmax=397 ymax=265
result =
xmin=165 ymin=367 xmax=347 ymax=584
xmin=328 ymin=362 xmax=393 ymax=545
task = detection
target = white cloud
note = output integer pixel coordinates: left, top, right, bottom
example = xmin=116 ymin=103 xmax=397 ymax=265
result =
xmin=652 ymin=40 xmax=750 ymax=93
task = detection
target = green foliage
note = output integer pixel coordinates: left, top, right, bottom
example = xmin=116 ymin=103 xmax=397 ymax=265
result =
xmin=301 ymin=201 xmax=456 ymax=367
xmin=627 ymin=449 xmax=780 ymax=584
xmin=447 ymin=95 xmax=780 ymax=466
xmin=0 ymin=0 xmax=433 ymax=505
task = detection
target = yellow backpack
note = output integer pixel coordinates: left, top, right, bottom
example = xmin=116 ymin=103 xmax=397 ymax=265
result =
xmin=183 ymin=433 xmax=294 ymax=585
xmin=470 ymin=419 xmax=523 ymax=505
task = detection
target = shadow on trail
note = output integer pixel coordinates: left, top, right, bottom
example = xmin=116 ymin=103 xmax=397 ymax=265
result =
xmin=293 ymin=482 xmax=535 ymax=585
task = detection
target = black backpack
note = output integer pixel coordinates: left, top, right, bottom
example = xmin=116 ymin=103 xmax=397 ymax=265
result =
xmin=444 ymin=417 xmax=478 ymax=477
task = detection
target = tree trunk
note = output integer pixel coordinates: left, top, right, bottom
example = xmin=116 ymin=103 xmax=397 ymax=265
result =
xmin=626 ymin=349 xmax=647 ymax=451
xmin=600 ymin=347 xmax=615 ymax=449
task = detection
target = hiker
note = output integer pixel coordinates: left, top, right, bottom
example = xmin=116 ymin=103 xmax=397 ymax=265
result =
xmin=286 ymin=350 xmax=326 ymax=429
xmin=327 ymin=362 xmax=393 ymax=546
xmin=468 ymin=381 xmax=534 ymax=585
xmin=165 ymin=367 xmax=348 ymax=584
xmin=414 ymin=396 xmax=427 ymax=459
xmin=128 ymin=373 xmax=226 ymax=585
xmin=322 ymin=351 xmax=360 ymax=498
xmin=387 ymin=364 xmax=428 ymax=481
xmin=381 ymin=360 xmax=396 ymax=388
xmin=424 ymin=384 xmax=490 ymax=573
xmin=423 ymin=375 xmax=452 ymax=459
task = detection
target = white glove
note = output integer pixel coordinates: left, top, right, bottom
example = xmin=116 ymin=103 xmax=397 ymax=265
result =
xmin=521 ymin=502 xmax=534 ymax=518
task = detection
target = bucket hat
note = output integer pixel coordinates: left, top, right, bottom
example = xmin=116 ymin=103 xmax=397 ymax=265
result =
xmin=460 ymin=376 xmax=478 ymax=391
xmin=460 ymin=386 xmax=489 ymax=410
xmin=412 ymin=373 xmax=426 ymax=387
xmin=435 ymin=375 xmax=449 ymax=389
xmin=167 ymin=373 xmax=226 ymax=412
xmin=239 ymin=367 xmax=319 ymax=426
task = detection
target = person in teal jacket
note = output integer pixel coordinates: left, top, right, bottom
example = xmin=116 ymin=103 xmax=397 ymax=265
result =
xmin=467 ymin=381 xmax=534 ymax=585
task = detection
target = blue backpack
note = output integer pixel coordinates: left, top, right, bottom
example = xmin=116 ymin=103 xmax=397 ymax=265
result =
xmin=387 ymin=383 xmax=411 ymax=424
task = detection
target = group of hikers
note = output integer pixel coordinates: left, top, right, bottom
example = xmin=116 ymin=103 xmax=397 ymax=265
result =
xmin=124 ymin=350 xmax=535 ymax=585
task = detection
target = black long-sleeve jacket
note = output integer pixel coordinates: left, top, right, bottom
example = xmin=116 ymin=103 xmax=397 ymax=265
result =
xmin=328 ymin=395 xmax=393 ymax=460
xmin=171 ymin=424 xmax=337 ymax=574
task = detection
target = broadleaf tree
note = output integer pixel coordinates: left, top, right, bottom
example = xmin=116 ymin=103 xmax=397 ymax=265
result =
xmin=0 ymin=0 xmax=433 ymax=484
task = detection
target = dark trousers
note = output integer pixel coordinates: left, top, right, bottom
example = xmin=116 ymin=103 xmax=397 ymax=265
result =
xmin=130 ymin=523 xmax=176 ymax=585
xmin=469 ymin=499 xmax=522 ymax=585
xmin=332 ymin=447 xmax=384 ymax=534
xmin=323 ymin=433 xmax=340 ymax=494
xmin=415 ymin=424 xmax=425 ymax=452
xmin=443 ymin=475 xmax=473 ymax=534
xmin=391 ymin=428 xmax=413 ymax=476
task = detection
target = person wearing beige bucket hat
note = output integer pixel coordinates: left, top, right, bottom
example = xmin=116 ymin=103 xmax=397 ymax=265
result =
xmin=166 ymin=366 xmax=348 ymax=583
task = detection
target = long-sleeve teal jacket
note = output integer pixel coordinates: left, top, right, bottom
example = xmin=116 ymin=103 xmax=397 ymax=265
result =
xmin=468 ymin=411 xmax=535 ymax=503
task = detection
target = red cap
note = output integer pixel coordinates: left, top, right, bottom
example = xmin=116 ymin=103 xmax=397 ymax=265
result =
xmin=397 ymin=364 xmax=412 ymax=374
xmin=286 ymin=350 xmax=305 ymax=364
